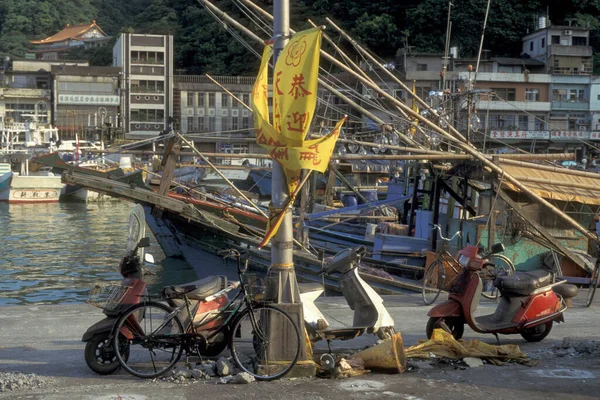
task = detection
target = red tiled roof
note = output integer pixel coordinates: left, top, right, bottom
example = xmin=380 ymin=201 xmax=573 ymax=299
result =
xmin=30 ymin=21 xmax=107 ymax=44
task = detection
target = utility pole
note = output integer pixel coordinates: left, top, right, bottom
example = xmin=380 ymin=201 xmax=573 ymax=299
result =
xmin=269 ymin=0 xmax=313 ymax=375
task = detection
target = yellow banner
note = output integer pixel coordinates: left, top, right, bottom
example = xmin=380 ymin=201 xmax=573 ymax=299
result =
xmin=273 ymin=27 xmax=322 ymax=141
xmin=259 ymin=117 xmax=345 ymax=173
xmin=252 ymin=45 xmax=273 ymax=130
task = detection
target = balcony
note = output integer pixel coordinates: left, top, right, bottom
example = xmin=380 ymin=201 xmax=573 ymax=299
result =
xmin=549 ymin=45 xmax=593 ymax=58
xmin=551 ymin=100 xmax=589 ymax=111
xmin=130 ymin=87 xmax=165 ymax=94
xmin=476 ymin=100 xmax=551 ymax=112
xmin=131 ymin=58 xmax=164 ymax=65
xmin=1 ymin=88 xmax=51 ymax=99
xmin=460 ymin=72 xmax=551 ymax=83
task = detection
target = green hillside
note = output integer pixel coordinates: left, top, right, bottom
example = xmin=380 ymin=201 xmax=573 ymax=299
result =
xmin=1 ymin=0 xmax=599 ymax=75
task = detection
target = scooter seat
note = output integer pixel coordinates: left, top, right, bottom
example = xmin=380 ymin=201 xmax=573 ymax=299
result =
xmin=298 ymin=282 xmax=324 ymax=294
xmin=163 ymin=276 xmax=228 ymax=300
xmin=494 ymin=270 xmax=552 ymax=296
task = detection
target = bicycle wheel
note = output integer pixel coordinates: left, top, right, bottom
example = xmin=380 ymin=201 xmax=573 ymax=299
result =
xmin=113 ymin=301 xmax=184 ymax=379
xmin=481 ymin=254 xmax=515 ymax=300
xmin=586 ymin=266 xmax=600 ymax=307
xmin=422 ymin=260 xmax=445 ymax=305
xmin=229 ymin=304 xmax=301 ymax=381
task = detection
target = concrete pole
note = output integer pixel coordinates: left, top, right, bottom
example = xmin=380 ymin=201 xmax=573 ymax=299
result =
xmin=270 ymin=0 xmax=299 ymax=304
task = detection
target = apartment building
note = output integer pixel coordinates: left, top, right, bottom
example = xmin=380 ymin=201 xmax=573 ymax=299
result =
xmin=113 ymin=34 xmax=174 ymax=138
xmin=51 ymin=65 xmax=121 ymax=139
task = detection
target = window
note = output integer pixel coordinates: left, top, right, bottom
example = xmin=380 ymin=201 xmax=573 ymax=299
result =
xmin=568 ymin=119 xmax=576 ymax=130
xmin=242 ymin=116 xmax=249 ymax=129
xmin=492 ymin=88 xmax=516 ymax=101
xmin=241 ymin=93 xmax=250 ymax=107
xmin=597 ymin=94 xmax=600 ymax=101
xmin=223 ymin=117 xmax=231 ymax=130
xmin=573 ymin=37 xmax=587 ymax=46
xmin=535 ymin=116 xmax=546 ymax=130
xmin=541 ymin=38 xmax=545 ymax=48
xmin=525 ymin=88 xmax=540 ymax=102
xmin=530 ymin=41 xmax=534 ymax=51
xmin=552 ymin=35 xmax=560 ymax=45
xmin=578 ymin=89 xmax=585 ymax=102
xmin=232 ymin=117 xmax=239 ymax=130
xmin=416 ymin=63 xmax=428 ymax=71
xmin=198 ymin=117 xmax=205 ymax=132
xmin=187 ymin=93 xmax=194 ymax=107
xmin=208 ymin=93 xmax=215 ymax=107
xmin=518 ymin=115 xmax=528 ymax=130
xmin=221 ymin=93 xmax=229 ymax=108
xmin=552 ymin=89 xmax=567 ymax=101
xmin=207 ymin=116 xmax=215 ymax=132
xmin=187 ymin=117 xmax=194 ymax=132
xmin=198 ymin=92 xmax=205 ymax=107
xmin=393 ymin=89 xmax=405 ymax=100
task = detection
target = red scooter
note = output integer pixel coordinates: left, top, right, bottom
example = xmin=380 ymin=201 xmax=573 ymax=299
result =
xmin=82 ymin=237 xmax=153 ymax=374
xmin=426 ymin=243 xmax=568 ymax=342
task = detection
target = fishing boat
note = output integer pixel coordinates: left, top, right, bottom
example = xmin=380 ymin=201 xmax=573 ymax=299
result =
xmin=0 ymin=155 xmax=63 ymax=204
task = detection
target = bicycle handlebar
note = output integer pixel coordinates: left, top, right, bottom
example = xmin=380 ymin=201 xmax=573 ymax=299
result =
xmin=432 ymin=224 xmax=462 ymax=242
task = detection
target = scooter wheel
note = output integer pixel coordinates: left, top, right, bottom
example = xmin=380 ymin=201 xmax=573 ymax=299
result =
xmin=84 ymin=334 xmax=122 ymax=375
xmin=520 ymin=321 xmax=553 ymax=342
xmin=426 ymin=317 xmax=464 ymax=340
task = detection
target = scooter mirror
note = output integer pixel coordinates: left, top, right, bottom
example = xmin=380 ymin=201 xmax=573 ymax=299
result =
xmin=491 ymin=243 xmax=505 ymax=254
xmin=144 ymin=253 xmax=155 ymax=264
xmin=137 ymin=237 xmax=151 ymax=248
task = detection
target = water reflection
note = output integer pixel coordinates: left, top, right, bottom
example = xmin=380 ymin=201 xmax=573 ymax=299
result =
xmin=0 ymin=201 xmax=197 ymax=305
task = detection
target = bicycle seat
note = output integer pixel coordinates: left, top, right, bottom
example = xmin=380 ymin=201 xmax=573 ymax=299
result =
xmin=163 ymin=276 xmax=228 ymax=300
xmin=493 ymin=270 xmax=552 ymax=296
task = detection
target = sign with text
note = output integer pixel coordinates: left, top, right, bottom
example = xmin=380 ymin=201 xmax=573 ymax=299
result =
xmin=58 ymin=94 xmax=119 ymax=106
xmin=550 ymin=131 xmax=589 ymax=141
xmin=490 ymin=131 xmax=549 ymax=140
xmin=589 ymin=132 xmax=600 ymax=140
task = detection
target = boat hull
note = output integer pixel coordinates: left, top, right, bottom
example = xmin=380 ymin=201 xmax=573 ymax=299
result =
xmin=0 ymin=174 xmax=63 ymax=203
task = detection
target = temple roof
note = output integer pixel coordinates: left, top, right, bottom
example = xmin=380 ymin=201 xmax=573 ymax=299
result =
xmin=30 ymin=21 xmax=107 ymax=45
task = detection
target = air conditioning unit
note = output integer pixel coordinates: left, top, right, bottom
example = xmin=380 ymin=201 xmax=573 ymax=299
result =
xmin=187 ymin=109 xmax=193 ymax=115
xmin=242 ymin=110 xmax=249 ymax=117
xmin=564 ymin=30 xmax=573 ymax=35
xmin=208 ymin=109 xmax=215 ymax=116
xmin=221 ymin=109 xmax=228 ymax=117
xmin=231 ymin=109 xmax=239 ymax=117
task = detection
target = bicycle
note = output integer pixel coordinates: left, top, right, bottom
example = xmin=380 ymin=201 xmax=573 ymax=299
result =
xmin=422 ymin=225 xmax=515 ymax=305
xmin=111 ymin=249 xmax=301 ymax=381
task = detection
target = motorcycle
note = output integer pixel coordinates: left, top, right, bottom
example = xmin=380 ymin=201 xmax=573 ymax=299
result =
xmin=300 ymin=246 xmax=395 ymax=367
xmin=426 ymin=243 xmax=568 ymax=342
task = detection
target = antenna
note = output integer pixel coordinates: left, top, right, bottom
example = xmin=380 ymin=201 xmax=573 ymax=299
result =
xmin=442 ymin=2 xmax=453 ymax=91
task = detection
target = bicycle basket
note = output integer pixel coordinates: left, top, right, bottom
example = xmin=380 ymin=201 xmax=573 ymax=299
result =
xmin=87 ymin=284 xmax=131 ymax=311
xmin=244 ymin=274 xmax=267 ymax=302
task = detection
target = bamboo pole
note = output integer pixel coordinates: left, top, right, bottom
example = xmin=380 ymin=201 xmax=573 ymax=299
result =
xmin=197 ymin=0 xmax=598 ymax=243
xmin=175 ymin=132 xmax=269 ymax=219
xmin=205 ymin=74 xmax=253 ymax=112
xmin=202 ymin=0 xmax=421 ymax=148
xmin=325 ymin=17 xmax=467 ymax=143
xmin=84 ymin=148 xmax=575 ymax=161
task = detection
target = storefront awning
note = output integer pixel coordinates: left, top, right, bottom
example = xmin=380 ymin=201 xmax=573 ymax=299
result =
xmin=499 ymin=163 xmax=600 ymax=206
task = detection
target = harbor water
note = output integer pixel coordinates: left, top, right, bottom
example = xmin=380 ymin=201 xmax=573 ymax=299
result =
xmin=0 ymin=201 xmax=197 ymax=306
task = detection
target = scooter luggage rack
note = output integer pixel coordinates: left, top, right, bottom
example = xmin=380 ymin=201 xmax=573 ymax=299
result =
xmin=87 ymin=284 xmax=132 ymax=311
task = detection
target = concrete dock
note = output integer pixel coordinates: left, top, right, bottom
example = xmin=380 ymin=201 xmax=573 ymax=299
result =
xmin=1 ymin=294 xmax=599 ymax=399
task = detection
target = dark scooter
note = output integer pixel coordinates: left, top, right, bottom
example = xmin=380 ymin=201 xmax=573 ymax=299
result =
xmin=82 ymin=237 xmax=153 ymax=374
xmin=427 ymin=243 xmax=568 ymax=343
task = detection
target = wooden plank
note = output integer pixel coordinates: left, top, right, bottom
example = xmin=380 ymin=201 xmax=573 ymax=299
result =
xmin=497 ymin=188 xmax=590 ymax=273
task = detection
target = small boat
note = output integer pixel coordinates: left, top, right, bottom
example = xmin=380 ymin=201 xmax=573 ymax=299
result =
xmin=0 ymin=155 xmax=63 ymax=204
